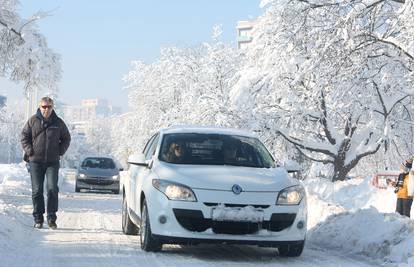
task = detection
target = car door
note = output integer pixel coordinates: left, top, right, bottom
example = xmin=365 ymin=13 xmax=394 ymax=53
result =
xmin=130 ymin=133 xmax=158 ymax=212
xmin=136 ymin=133 xmax=160 ymax=215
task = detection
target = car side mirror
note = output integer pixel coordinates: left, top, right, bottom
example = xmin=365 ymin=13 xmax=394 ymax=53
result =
xmin=127 ymin=153 xmax=149 ymax=167
xmin=119 ymin=167 xmax=124 ymax=171
xmin=282 ymin=160 xmax=301 ymax=173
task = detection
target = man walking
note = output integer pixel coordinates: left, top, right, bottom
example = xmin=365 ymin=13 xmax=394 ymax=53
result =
xmin=21 ymin=96 xmax=71 ymax=229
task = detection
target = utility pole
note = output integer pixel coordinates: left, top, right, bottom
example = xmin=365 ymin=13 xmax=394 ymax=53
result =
xmin=25 ymin=86 xmax=39 ymax=120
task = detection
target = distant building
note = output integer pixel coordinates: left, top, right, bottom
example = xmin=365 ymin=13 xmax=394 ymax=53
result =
xmin=62 ymin=98 xmax=122 ymax=134
xmin=236 ymin=20 xmax=257 ymax=49
xmin=63 ymin=98 xmax=122 ymax=122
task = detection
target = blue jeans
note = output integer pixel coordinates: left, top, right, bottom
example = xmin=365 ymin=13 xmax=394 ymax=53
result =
xmin=396 ymin=198 xmax=413 ymax=218
xmin=29 ymin=162 xmax=60 ymax=222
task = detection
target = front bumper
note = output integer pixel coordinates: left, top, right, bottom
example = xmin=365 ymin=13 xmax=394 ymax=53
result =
xmin=145 ymin=186 xmax=307 ymax=243
xmin=153 ymin=235 xmax=305 ymax=247
xmin=77 ymin=178 xmax=119 ymax=191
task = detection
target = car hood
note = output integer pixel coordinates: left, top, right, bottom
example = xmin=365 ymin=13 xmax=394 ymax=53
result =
xmin=154 ymin=162 xmax=294 ymax=192
xmin=79 ymin=168 xmax=119 ymax=177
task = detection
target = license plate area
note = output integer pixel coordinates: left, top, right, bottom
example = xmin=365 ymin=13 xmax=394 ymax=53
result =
xmin=211 ymin=205 xmax=264 ymax=223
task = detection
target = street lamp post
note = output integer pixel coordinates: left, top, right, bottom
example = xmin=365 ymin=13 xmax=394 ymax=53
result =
xmin=25 ymin=87 xmax=39 ymax=120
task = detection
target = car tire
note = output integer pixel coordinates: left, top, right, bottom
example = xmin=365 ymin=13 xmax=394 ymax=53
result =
xmin=278 ymin=240 xmax=305 ymax=257
xmin=75 ymin=181 xmax=80 ymax=193
xmin=140 ymin=199 xmax=162 ymax=252
xmin=122 ymin=193 xmax=138 ymax=235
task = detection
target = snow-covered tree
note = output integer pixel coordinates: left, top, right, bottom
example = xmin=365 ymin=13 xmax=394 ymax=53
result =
xmin=122 ymin=29 xmax=242 ymax=162
xmin=0 ymin=0 xmax=61 ymax=94
xmin=83 ymin=118 xmax=113 ymax=156
xmin=232 ymin=0 xmax=414 ymax=181
xmin=0 ymin=100 xmax=25 ymax=163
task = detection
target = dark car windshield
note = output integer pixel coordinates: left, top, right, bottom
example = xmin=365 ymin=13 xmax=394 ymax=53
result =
xmin=159 ymin=133 xmax=275 ymax=168
xmin=81 ymin=157 xmax=116 ymax=169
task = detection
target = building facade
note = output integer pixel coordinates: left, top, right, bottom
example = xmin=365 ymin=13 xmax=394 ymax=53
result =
xmin=63 ymin=98 xmax=121 ymax=122
xmin=62 ymin=98 xmax=122 ymax=134
xmin=236 ymin=20 xmax=257 ymax=49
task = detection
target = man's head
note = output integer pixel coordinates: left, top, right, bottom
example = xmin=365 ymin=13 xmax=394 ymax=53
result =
xmin=171 ymin=142 xmax=183 ymax=158
xmin=39 ymin=96 xmax=54 ymax=119
xmin=400 ymin=158 xmax=413 ymax=172
xmin=223 ymin=139 xmax=239 ymax=160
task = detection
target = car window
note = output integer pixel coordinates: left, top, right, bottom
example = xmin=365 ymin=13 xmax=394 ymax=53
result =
xmin=145 ymin=133 xmax=159 ymax=160
xmin=142 ymin=134 xmax=156 ymax=156
xmin=81 ymin=157 xmax=116 ymax=169
xmin=158 ymin=133 xmax=275 ymax=168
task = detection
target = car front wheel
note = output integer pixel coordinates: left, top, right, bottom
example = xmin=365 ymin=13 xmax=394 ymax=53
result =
xmin=75 ymin=181 xmax=80 ymax=193
xmin=140 ymin=199 xmax=162 ymax=252
xmin=122 ymin=194 xmax=138 ymax=235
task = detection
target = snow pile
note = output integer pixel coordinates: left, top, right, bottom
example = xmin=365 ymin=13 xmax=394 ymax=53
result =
xmin=0 ymin=163 xmax=32 ymax=196
xmin=309 ymin=208 xmax=414 ymax=264
xmin=0 ymin=163 xmax=41 ymax=266
xmin=305 ymin=176 xmax=397 ymax=213
xmin=305 ymin=177 xmax=414 ymax=264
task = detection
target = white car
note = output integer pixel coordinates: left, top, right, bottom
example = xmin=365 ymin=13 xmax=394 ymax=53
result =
xmin=121 ymin=126 xmax=307 ymax=257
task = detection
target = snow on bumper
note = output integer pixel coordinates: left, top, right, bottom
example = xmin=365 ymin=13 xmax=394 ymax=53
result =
xmin=146 ymin=187 xmax=307 ymax=243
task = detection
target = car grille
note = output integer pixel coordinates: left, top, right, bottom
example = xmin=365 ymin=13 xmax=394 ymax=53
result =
xmin=83 ymin=178 xmax=115 ymax=186
xmin=203 ymin=202 xmax=270 ymax=209
xmin=172 ymin=208 xmax=296 ymax=235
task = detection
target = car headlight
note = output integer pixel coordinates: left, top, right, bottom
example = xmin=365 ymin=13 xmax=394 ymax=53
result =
xmin=152 ymin=179 xmax=197 ymax=202
xmin=79 ymin=173 xmax=86 ymax=179
xmin=276 ymin=185 xmax=305 ymax=205
xmin=112 ymin=175 xmax=119 ymax=180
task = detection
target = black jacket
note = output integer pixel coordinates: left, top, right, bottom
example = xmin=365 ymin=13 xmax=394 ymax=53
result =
xmin=21 ymin=109 xmax=71 ymax=163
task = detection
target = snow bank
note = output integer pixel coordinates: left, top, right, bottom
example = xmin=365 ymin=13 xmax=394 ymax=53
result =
xmin=305 ymin=177 xmax=414 ymax=265
xmin=0 ymin=163 xmax=42 ymax=265
xmin=309 ymin=208 xmax=414 ymax=264
xmin=0 ymin=163 xmax=32 ymax=196
xmin=305 ymin=176 xmax=397 ymax=212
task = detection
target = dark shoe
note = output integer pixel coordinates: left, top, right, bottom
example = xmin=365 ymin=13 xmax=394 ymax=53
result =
xmin=34 ymin=222 xmax=43 ymax=229
xmin=48 ymin=220 xmax=57 ymax=230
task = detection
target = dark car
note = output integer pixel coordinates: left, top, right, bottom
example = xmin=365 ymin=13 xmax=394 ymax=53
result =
xmin=75 ymin=156 xmax=122 ymax=194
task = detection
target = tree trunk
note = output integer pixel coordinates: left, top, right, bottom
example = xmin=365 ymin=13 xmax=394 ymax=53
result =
xmin=332 ymin=158 xmax=358 ymax=182
xmin=332 ymin=163 xmax=352 ymax=182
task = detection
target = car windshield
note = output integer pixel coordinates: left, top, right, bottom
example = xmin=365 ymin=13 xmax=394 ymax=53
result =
xmin=81 ymin=157 xmax=116 ymax=169
xmin=159 ymin=133 xmax=275 ymax=168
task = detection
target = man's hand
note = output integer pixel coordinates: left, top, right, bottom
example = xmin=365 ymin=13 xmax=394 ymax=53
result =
xmin=386 ymin=178 xmax=396 ymax=187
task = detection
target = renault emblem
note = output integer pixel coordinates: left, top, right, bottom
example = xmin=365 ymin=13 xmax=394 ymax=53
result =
xmin=232 ymin=184 xmax=242 ymax=195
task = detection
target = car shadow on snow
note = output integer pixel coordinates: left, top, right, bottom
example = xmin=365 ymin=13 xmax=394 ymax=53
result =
xmin=160 ymin=244 xmax=295 ymax=262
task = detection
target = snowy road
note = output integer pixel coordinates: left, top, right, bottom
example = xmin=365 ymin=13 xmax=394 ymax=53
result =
xmin=0 ymin=168 xmax=385 ymax=267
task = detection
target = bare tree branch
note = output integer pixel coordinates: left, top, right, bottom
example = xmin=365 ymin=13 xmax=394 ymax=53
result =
xmin=319 ymin=90 xmax=337 ymax=145
xmin=296 ymin=147 xmax=334 ymax=163
xmin=277 ymin=128 xmax=336 ymax=157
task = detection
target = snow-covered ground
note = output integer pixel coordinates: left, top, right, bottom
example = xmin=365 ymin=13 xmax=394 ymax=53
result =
xmin=0 ymin=163 xmax=413 ymax=266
